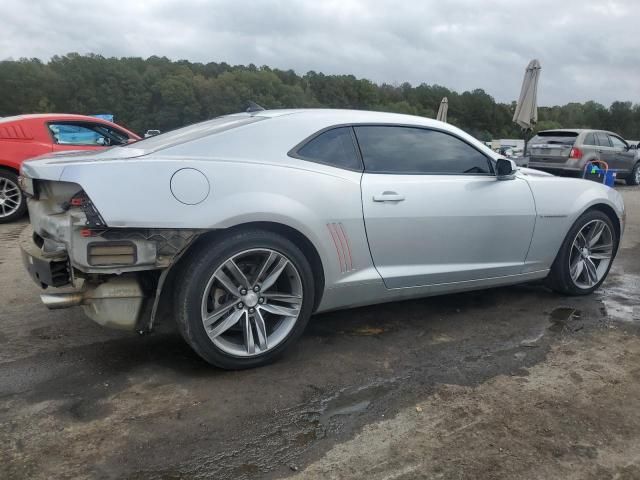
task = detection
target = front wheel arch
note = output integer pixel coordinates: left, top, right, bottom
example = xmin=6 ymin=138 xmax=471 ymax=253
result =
xmin=584 ymin=204 xmax=621 ymax=254
xmin=546 ymin=208 xmax=618 ymax=295
xmin=0 ymin=165 xmax=19 ymax=175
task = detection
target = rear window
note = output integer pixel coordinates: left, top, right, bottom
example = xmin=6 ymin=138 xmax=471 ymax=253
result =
xmin=121 ymin=115 xmax=263 ymax=153
xmin=529 ymin=131 xmax=578 ymax=146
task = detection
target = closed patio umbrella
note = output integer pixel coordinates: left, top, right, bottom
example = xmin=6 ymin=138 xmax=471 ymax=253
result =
xmin=513 ymin=59 xmax=541 ymax=152
xmin=436 ymin=96 xmax=448 ymax=123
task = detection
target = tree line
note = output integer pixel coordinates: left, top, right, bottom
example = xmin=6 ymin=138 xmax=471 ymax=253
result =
xmin=1 ymin=53 xmax=639 ymax=140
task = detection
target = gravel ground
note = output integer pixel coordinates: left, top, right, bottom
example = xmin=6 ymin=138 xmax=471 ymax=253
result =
xmin=0 ymin=187 xmax=638 ymax=480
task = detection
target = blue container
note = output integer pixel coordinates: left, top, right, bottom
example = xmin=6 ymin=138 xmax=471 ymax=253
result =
xmin=583 ymin=162 xmax=617 ymax=187
xmin=603 ymin=170 xmax=617 ymax=187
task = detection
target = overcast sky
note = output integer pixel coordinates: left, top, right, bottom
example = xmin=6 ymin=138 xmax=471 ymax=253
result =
xmin=1 ymin=0 xmax=638 ymax=106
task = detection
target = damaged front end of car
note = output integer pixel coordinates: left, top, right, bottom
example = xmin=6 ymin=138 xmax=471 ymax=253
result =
xmin=20 ymin=177 xmax=201 ymax=333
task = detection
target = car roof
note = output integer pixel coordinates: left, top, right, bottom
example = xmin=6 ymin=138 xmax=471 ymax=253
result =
xmin=536 ymin=128 xmax=587 ymax=134
xmin=537 ymin=128 xmax=623 ymax=137
xmin=245 ymin=108 xmax=443 ymax=126
xmin=0 ymin=113 xmax=117 ymax=123
xmin=120 ymin=108 xmax=498 ymax=162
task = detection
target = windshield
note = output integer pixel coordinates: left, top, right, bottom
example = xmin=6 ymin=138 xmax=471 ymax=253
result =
xmin=123 ymin=114 xmax=264 ymax=153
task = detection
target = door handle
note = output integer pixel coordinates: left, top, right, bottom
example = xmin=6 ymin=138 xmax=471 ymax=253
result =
xmin=373 ymin=192 xmax=405 ymax=202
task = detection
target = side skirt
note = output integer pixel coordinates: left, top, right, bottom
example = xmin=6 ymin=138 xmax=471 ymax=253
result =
xmin=316 ymin=269 xmax=550 ymax=313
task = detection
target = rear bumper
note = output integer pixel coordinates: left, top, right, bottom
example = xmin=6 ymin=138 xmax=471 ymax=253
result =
xmin=21 ymin=179 xmax=201 ymax=332
xmin=527 ymin=163 xmax=583 ymax=175
xmin=528 ymin=157 xmax=585 ymax=174
xmin=20 ymin=226 xmax=70 ymax=288
xmin=20 ymin=225 xmax=146 ymax=331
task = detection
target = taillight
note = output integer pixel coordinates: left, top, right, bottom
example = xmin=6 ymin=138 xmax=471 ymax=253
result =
xmin=569 ymin=147 xmax=583 ymax=159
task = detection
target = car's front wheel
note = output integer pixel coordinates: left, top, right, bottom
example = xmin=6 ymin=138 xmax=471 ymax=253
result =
xmin=0 ymin=170 xmax=27 ymax=223
xmin=626 ymin=162 xmax=640 ymax=186
xmin=175 ymin=229 xmax=315 ymax=369
xmin=546 ymin=210 xmax=617 ymax=295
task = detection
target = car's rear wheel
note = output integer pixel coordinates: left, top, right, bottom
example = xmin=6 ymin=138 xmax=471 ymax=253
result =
xmin=626 ymin=162 xmax=640 ymax=186
xmin=0 ymin=170 xmax=27 ymax=223
xmin=175 ymin=229 xmax=315 ymax=369
xmin=546 ymin=210 xmax=617 ymax=295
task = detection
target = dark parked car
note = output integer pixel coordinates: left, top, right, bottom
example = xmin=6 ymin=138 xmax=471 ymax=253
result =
xmin=528 ymin=129 xmax=640 ymax=185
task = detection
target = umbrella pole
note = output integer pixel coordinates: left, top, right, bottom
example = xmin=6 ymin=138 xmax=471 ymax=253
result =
xmin=523 ymin=128 xmax=532 ymax=155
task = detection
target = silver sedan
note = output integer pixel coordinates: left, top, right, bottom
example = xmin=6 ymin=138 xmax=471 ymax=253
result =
xmin=20 ymin=109 xmax=625 ymax=369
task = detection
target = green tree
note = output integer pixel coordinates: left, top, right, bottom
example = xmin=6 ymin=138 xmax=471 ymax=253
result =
xmin=0 ymin=53 xmax=638 ymax=140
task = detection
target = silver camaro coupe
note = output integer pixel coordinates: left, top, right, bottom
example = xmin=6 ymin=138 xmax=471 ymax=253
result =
xmin=19 ymin=109 xmax=625 ymax=369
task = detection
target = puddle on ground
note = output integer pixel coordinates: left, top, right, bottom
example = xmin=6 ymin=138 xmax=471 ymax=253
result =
xmin=322 ymin=400 xmax=371 ymax=419
xmin=550 ymin=307 xmax=582 ymax=322
xmin=294 ymin=429 xmax=318 ymax=447
xmin=520 ymin=330 xmax=545 ymax=347
xmin=602 ymin=300 xmax=636 ymax=322
xmin=548 ymin=307 xmax=583 ymax=333
xmin=599 ymin=274 xmax=639 ymax=323
xmin=318 ymin=379 xmax=399 ymax=425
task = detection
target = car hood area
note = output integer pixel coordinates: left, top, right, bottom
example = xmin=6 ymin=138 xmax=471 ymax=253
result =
xmin=517 ymin=167 xmax=554 ymax=177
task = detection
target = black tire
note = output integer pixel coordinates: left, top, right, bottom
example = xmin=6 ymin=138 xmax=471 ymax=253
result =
xmin=626 ymin=162 xmax=640 ymax=186
xmin=546 ymin=210 xmax=617 ymax=295
xmin=174 ymin=228 xmax=315 ymax=369
xmin=0 ymin=170 xmax=27 ymax=223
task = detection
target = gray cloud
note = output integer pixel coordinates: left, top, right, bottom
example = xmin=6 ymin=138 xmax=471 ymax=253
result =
xmin=1 ymin=0 xmax=638 ymax=105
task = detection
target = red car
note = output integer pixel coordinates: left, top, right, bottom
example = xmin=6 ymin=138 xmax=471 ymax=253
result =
xmin=0 ymin=114 xmax=140 ymax=222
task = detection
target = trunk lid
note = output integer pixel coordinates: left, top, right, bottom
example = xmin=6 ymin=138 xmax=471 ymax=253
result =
xmin=528 ymin=131 xmax=578 ymax=163
xmin=20 ymin=146 xmax=146 ymax=180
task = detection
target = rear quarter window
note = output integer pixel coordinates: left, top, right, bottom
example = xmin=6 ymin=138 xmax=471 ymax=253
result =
xmin=291 ymin=127 xmax=362 ymax=171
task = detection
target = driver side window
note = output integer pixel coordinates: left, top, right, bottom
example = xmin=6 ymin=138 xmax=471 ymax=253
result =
xmin=354 ymin=126 xmax=493 ymax=175
xmin=608 ymin=135 xmax=627 ymax=150
xmin=48 ymin=122 xmax=128 ymax=146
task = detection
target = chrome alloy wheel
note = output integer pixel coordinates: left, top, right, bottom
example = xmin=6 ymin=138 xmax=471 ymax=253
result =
xmin=200 ymin=248 xmax=303 ymax=357
xmin=569 ymin=219 xmax=614 ymax=289
xmin=0 ymin=177 xmax=22 ymax=219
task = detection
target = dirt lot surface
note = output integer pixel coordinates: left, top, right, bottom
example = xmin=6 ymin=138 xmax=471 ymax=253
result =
xmin=1 ymin=187 xmax=639 ymax=480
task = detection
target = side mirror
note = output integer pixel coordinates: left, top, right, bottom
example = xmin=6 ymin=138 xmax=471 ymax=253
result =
xmin=496 ymin=158 xmax=517 ymax=179
xmin=96 ymin=137 xmax=106 ymax=146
